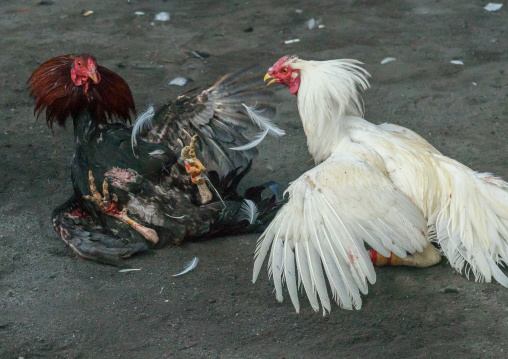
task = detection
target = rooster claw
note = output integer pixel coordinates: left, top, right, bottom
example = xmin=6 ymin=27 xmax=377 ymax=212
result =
xmin=84 ymin=170 xmax=159 ymax=244
xmin=84 ymin=170 xmax=119 ymax=212
xmin=181 ymin=135 xmax=212 ymax=204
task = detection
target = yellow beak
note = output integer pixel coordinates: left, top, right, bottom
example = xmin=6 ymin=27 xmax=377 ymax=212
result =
xmin=264 ymin=73 xmax=276 ymax=86
xmin=88 ymin=69 xmax=99 ymax=84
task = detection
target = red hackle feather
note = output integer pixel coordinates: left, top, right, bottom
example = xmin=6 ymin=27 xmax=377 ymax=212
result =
xmin=28 ymin=54 xmax=135 ymax=128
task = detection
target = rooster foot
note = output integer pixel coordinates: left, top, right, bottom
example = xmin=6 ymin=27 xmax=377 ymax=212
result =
xmin=181 ymin=135 xmax=212 ymax=204
xmin=84 ymin=170 xmax=159 ymax=244
xmin=369 ymin=245 xmax=441 ymax=268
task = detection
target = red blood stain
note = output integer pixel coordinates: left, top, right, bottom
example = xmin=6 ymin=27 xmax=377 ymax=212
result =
xmin=368 ymin=249 xmax=377 ymax=265
xmin=105 ymin=203 xmax=121 ymax=215
xmin=70 ymin=208 xmax=89 ymax=219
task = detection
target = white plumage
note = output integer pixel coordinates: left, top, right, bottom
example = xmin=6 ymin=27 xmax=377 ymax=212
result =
xmin=253 ymin=56 xmax=508 ymax=314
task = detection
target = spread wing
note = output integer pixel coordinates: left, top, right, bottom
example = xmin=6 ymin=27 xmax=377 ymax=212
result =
xmin=252 ymin=152 xmax=428 ymax=314
xmin=135 ymin=65 xmax=281 ymax=177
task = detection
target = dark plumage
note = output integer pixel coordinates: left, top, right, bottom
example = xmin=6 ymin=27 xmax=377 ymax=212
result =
xmin=29 ymin=53 xmax=281 ymax=265
xmin=29 ymin=54 xmax=135 ymax=127
xmin=140 ymin=64 xmax=278 ymax=177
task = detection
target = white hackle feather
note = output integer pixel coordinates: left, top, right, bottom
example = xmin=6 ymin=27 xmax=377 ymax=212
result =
xmin=238 ymin=199 xmax=259 ymax=224
xmin=172 ymin=257 xmax=199 ymax=277
xmin=254 ymin=56 xmax=508 ymax=314
xmin=231 ymin=104 xmax=285 ymax=151
xmin=287 ymin=57 xmax=370 ymax=163
xmin=131 ymin=105 xmax=155 ymax=155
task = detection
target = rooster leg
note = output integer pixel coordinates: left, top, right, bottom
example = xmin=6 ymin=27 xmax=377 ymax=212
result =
xmin=84 ymin=170 xmax=159 ymax=244
xmin=370 ymin=245 xmax=442 ymax=268
xmin=181 ymin=135 xmax=212 ymax=204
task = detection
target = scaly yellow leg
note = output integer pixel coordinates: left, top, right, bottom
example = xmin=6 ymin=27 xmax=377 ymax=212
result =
xmin=181 ymin=135 xmax=212 ymax=204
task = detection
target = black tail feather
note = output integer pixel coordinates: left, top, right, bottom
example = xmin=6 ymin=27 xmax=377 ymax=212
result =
xmin=201 ymin=181 xmax=283 ymax=238
xmin=205 ymin=162 xmax=253 ymax=202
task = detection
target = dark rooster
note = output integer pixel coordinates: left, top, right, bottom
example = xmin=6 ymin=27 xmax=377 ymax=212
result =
xmin=29 ymin=53 xmax=282 ymax=264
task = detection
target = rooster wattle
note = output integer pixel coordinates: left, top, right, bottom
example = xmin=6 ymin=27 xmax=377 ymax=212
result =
xmin=253 ymin=55 xmax=508 ymax=314
xmin=29 ymin=53 xmax=282 ymax=264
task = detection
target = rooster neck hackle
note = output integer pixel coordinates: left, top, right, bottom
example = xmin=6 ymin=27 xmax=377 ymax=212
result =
xmin=28 ymin=54 xmax=136 ymax=128
xmin=292 ymin=58 xmax=371 ymax=163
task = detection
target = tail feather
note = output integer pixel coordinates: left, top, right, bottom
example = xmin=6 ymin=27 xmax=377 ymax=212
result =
xmin=373 ymin=122 xmax=508 ymax=286
xmin=430 ymin=162 xmax=508 ymax=286
xmin=201 ymin=180 xmax=283 ymax=239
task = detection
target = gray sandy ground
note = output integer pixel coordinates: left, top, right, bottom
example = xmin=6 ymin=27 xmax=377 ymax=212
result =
xmin=1 ymin=0 xmax=507 ymax=358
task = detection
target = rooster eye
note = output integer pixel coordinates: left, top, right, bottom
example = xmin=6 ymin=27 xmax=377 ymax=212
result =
xmin=282 ymin=68 xmax=288 ymax=74
xmin=78 ymin=62 xmax=82 ymax=66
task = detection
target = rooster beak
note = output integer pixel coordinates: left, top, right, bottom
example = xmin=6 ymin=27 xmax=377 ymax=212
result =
xmin=264 ymin=73 xmax=276 ymax=86
xmin=88 ymin=69 xmax=99 ymax=84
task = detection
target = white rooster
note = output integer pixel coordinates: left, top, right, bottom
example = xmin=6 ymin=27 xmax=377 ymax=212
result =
xmin=253 ymin=55 xmax=508 ymax=314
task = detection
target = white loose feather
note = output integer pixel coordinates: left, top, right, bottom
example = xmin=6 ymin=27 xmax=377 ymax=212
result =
xmin=230 ymin=103 xmax=286 ymax=151
xmin=149 ymin=149 xmax=166 ymax=157
xmin=230 ymin=128 xmax=269 ymax=151
xmin=131 ymin=105 xmax=155 ymax=155
xmin=172 ymin=257 xmax=199 ymax=277
xmin=118 ymin=268 xmax=142 ymax=273
xmin=242 ymin=104 xmax=285 ymax=137
xmin=238 ymin=199 xmax=259 ymax=224
xmin=165 ymin=213 xmax=185 ymax=219
xmin=230 ymin=104 xmax=285 ymax=151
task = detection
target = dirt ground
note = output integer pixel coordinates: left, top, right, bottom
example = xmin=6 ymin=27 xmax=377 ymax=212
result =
xmin=1 ymin=0 xmax=507 ymax=358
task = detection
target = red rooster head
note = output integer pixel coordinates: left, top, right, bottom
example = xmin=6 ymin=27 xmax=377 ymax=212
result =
xmin=264 ymin=55 xmax=301 ymax=95
xmin=70 ymin=55 xmax=101 ymax=93
xmin=28 ymin=53 xmax=135 ymax=128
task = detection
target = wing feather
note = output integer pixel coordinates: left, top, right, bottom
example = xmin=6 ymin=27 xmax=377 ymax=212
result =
xmin=283 ymin=236 xmax=299 ymax=312
xmin=140 ymin=66 xmax=283 ymax=178
xmin=253 ymin=152 xmax=428 ymax=312
xmin=295 ymin=241 xmax=320 ymax=311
